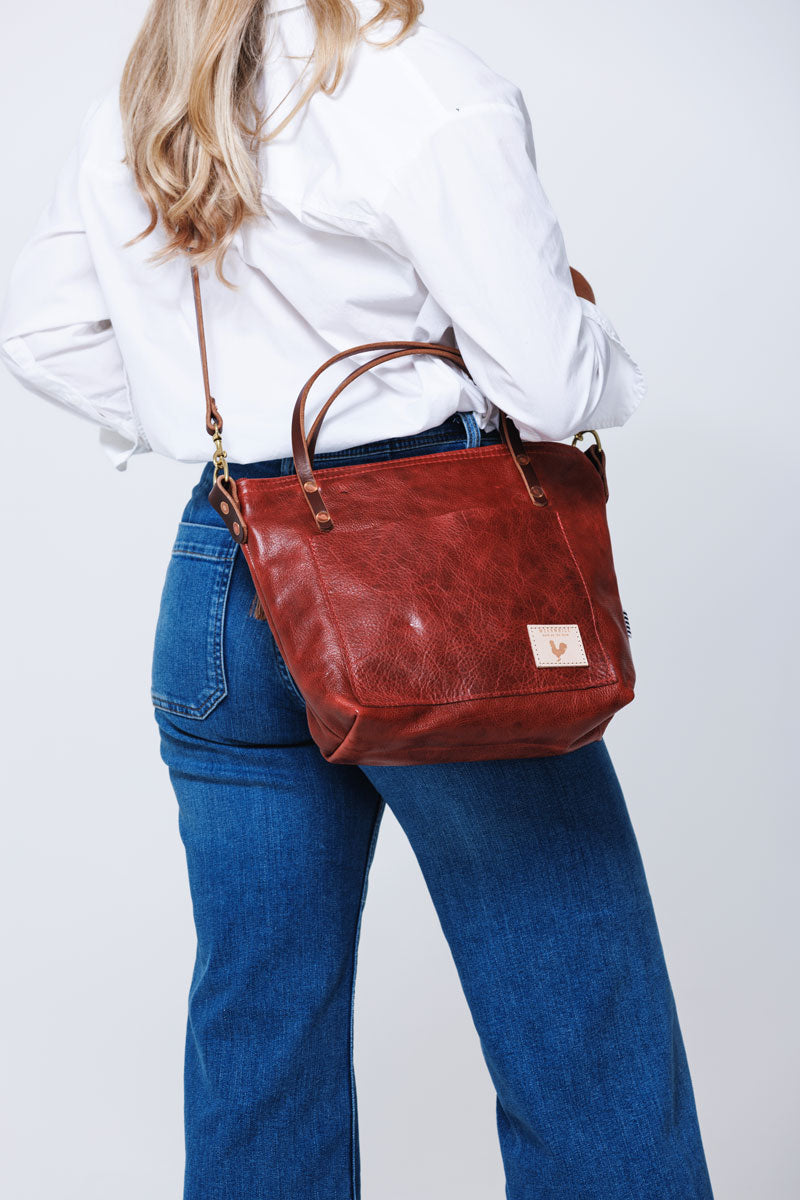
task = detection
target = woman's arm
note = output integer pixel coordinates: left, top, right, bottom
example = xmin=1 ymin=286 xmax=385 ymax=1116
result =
xmin=378 ymin=95 xmax=646 ymax=442
xmin=0 ymin=105 xmax=146 ymax=468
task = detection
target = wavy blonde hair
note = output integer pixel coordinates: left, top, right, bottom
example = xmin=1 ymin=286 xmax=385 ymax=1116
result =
xmin=120 ymin=0 xmax=422 ymax=281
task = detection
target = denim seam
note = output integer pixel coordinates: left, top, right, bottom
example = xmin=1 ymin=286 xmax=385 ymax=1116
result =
xmin=171 ymin=549 xmax=235 ymax=564
xmin=349 ymin=798 xmax=385 ymax=1200
xmin=171 ymin=520 xmax=239 ymax=561
xmin=174 ymin=519 xmax=231 ymax=534
xmin=459 ymin=411 xmax=481 ymax=447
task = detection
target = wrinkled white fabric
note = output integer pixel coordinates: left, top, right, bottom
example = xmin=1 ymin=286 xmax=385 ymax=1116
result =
xmin=0 ymin=0 xmax=645 ymax=469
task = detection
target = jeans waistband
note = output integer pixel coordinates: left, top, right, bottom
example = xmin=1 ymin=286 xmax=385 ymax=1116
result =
xmin=182 ymin=411 xmax=502 ymax=526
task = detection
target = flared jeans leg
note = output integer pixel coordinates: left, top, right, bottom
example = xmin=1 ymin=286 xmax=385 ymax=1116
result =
xmin=364 ymin=741 xmax=713 ymax=1198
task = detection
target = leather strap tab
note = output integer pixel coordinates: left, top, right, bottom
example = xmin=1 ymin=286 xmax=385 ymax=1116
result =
xmin=209 ymin=476 xmax=248 ymax=543
xmin=585 ymin=442 xmax=609 ymax=501
xmin=499 ymin=413 xmax=548 ymax=507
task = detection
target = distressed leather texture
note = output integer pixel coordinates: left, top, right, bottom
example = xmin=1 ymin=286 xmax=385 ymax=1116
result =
xmin=232 ymin=439 xmax=635 ymax=764
xmin=190 ymin=265 xmax=635 ymax=764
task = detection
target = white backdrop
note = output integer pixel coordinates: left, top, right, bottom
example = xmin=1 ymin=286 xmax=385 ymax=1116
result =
xmin=1 ymin=2 xmax=798 ymax=1197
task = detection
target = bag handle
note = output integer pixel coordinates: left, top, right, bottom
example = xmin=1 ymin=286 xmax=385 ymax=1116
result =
xmin=289 ymin=341 xmax=547 ymax=530
xmin=304 ymin=342 xmax=466 ymax=457
xmin=190 ymin=265 xmax=550 ymax=534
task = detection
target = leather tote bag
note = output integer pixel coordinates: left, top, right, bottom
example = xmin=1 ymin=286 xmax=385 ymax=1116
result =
xmin=190 ymin=267 xmax=635 ymax=765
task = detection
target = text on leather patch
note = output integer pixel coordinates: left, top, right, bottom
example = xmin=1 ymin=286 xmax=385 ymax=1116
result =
xmin=527 ymin=623 xmax=589 ymax=667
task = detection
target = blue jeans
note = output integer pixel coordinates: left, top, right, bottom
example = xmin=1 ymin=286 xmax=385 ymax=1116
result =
xmin=151 ymin=413 xmax=713 ymax=1199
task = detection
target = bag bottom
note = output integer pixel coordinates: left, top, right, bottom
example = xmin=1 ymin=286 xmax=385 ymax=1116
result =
xmin=305 ymin=692 xmax=632 ymax=765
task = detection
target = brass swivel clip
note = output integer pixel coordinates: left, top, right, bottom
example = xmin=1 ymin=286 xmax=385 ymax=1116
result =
xmin=211 ymin=420 xmax=230 ymax=483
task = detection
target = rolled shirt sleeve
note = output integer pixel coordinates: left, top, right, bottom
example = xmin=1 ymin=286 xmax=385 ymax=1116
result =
xmin=0 ymin=109 xmax=147 ymax=469
xmin=378 ymin=96 xmax=647 ymax=443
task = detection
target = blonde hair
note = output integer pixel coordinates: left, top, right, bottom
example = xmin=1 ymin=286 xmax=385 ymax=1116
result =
xmin=120 ymin=0 xmax=421 ymax=281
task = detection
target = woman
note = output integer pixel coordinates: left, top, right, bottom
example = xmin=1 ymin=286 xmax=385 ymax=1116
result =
xmin=0 ymin=1 xmax=713 ymax=1196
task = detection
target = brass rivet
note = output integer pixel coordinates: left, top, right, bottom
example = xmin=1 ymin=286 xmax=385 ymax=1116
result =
xmin=315 ymin=511 xmax=330 ymax=524
xmin=220 ymin=501 xmax=230 ymax=515
xmin=233 ymin=521 xmax=241 ymax=535
xmin=517 ymin=455 xmax=530 ymax=465
xmin=303 ymin=481 xmax=318 ymax=493
xmin=532 ymin=486 xmax=544 ymax=497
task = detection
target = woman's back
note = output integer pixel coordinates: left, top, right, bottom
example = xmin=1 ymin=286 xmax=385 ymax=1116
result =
xmin=0 ymin=0 xmax=644 ymax=470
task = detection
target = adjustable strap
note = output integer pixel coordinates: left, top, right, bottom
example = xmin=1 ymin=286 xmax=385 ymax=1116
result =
xmin=190 ymin=266 xmax=224 ymax=437
xmin=191 ymin=266 xmax=250 ymax=539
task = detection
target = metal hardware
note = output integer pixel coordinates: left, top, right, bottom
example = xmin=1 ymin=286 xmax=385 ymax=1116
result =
xmin=210 ymin=418 xmax=230 ymax=482
xmin=571 ymin=429 xmax=603 ymax=451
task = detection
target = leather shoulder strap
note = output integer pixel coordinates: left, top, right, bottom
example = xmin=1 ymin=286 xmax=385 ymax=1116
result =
xmin=191 ymin=266 xmax=224 ymax=436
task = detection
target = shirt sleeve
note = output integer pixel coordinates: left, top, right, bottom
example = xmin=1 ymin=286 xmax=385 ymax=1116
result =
xmin=0 ymin=106 xmax=147 ymax=469
xmin=377 ymin=96 xmax=647 ymax=443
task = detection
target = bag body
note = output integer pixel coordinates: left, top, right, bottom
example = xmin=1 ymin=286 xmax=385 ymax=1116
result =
xmin=190 ymin=268 xmax=636 ymax=765
xmin=236 ymin=441 xmax=633 ymax=763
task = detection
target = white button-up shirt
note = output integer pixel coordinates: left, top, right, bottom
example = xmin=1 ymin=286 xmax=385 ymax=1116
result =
xmin=0 ymin=0 xmax=645 ymax=469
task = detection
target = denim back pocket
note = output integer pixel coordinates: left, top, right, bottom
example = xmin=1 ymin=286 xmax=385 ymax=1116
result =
xmin=151 ymin=521 xmax=238 ymax=719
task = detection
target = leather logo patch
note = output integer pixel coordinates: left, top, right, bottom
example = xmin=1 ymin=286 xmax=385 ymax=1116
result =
xmin=527 ymin=623 xmax=589 ymax=668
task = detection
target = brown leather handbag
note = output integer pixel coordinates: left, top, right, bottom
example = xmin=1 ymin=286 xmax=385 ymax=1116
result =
xmin=190 ymin=267 xmax=635 ymax=765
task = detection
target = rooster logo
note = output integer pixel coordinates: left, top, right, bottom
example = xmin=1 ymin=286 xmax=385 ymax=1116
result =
xmin=528 ymin=623 xmax=587 ymax=668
